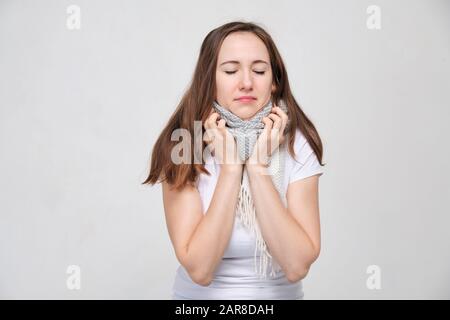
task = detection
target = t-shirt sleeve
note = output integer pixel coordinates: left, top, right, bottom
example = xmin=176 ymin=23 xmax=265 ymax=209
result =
xmin=288 ymin=130 xmax=324 ymax=184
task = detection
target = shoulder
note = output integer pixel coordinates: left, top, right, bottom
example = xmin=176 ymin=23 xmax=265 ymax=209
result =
xmin=285 ymin=127 xmax=324 ymax=184
xmin=288 ymin=128 xmax=314 ymax=164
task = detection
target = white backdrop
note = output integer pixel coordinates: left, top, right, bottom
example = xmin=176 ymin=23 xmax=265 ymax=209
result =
xmin=0 ymin=0 xmax=449 ymax=299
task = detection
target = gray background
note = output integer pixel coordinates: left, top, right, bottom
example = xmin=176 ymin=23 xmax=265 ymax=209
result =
xmin=0 ymin=0 xmax=449 ymax=299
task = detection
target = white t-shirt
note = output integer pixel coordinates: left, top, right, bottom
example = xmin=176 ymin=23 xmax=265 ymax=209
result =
xmin=172 ymin=128 xmax=324 ymax=299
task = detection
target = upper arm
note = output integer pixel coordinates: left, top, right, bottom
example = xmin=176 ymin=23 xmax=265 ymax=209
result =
xmin=162 ymin=181 xmax=203 ymax=269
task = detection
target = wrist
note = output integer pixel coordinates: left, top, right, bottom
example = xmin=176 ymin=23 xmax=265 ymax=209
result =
xmin=220 ymin=164 xmax=243 ymax=174
xmin=245 ymin=162 xmax=270 ymax=175
xmin=245 ymin=154 xmax=269 ymax=169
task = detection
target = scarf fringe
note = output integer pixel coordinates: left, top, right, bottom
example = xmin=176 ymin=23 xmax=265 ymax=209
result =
xmin=236 ymin=148 xmax=285 ymax=279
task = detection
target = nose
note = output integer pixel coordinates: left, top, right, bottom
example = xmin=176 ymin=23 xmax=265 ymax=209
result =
xmin=239 ymin=69 xmax=253 ymax=90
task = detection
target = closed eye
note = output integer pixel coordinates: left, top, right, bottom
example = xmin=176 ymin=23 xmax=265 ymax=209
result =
xmin=224 ymin=71 xmax=266 ymax=75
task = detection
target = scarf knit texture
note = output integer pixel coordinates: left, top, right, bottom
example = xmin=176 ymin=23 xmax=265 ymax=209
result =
xmin=212 ymin=98 xmax=290 ymax=279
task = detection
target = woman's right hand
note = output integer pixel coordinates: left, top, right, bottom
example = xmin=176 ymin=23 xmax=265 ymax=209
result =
xmin=203 ymin=110 xmax=243 ymax=172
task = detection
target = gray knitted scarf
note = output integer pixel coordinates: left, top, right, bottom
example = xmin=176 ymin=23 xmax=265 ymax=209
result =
xmin=212 ymin=98 xmax=290 ymax=279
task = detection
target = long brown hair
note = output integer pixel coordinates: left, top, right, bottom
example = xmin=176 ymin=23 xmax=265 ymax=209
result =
xmin=142 ymin=21 xmax=325 ymax=190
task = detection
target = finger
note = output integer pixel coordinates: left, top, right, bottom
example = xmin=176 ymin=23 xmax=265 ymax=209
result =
xmin=261 ymin=117 xmax=273 ymax=155
xmin=273 ymin=106 xmax=288 ymax=126
xmin=280 ymin=121 xmax=287 ymax=142
xmin=260 ymin=118 xmax=273 ymax=161
xmin=262 ymin=117 xmax=273 ymax=132
xmin=203 ymin=131 xmax=214 ymax=143
xmin=206 ymin=112 xmax=220 ymax=129
xmin=273 ymin=106 xmax=289 ymax=135
xmin=217 ymin=119 xmax=226 ymax=129
xmin=204 ymin=113 xmax=218 ymax=142
xmin=268 ymin=113 xmax=281 ymax=130
xmin=204 ymin=109 xmax=214 ymax=127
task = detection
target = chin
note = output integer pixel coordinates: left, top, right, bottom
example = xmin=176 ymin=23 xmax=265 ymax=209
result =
xmin=235 ymin=110 xmax=259 ymax=120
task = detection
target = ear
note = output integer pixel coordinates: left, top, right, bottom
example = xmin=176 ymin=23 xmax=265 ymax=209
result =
xmin=271 ymin=83 xmax=276 ymax=93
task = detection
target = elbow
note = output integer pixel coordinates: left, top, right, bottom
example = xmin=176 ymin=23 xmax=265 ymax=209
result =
xmin=189 ymin=269 xmax=213 ymax=287
xmin=286 ymin=265 xmax=310 ymax=283
xmin=286 ymin=247 xmax=320 ymax=283
xmin=177 ymin=251 xmax=213 ymax=287
xmin=192 ymin=274 xmax=213 ymax=287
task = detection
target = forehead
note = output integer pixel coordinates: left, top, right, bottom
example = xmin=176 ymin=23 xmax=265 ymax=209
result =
xmin=217 ymin=32 xmax=270 ymax=63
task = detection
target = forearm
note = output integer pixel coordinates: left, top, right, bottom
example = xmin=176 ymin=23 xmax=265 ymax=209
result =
xmin=186 ymin=166 xmax=242 ymax=283
xmin=246 ymin=165 xmax=318 ymax=280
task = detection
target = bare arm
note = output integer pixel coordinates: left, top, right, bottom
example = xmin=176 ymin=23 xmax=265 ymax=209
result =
xmin=243 ymin=105 xmax=321 ymax=283
xmin=245 ymin=166 xmax=321 ymax=283
xmin=163 ymin=166 xmax=242 ymax=286
xmin=163 ymin=109 xmax=244 ymax=286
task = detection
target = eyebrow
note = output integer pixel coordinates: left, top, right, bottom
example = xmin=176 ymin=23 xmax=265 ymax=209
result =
xmin=219 ymin=60 xmax=269 ymax=66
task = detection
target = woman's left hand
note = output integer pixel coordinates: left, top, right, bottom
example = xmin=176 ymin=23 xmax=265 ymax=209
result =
xmin=246 ymin=105 xmax=288 ymax=167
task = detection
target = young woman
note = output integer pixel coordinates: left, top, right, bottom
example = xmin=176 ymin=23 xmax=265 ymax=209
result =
xmin=143 ymin=21 xmax=326 ymax=300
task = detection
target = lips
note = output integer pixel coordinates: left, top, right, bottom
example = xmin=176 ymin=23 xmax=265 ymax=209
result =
xmin=236 ymin=96 xmax=256 ymax=102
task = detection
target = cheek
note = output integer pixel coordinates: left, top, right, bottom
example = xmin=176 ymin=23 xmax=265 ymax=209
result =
xmin=259 ymin=75 xmax=273 ymax=88
xmin=217 ymin=77 xmax=235 ymax=94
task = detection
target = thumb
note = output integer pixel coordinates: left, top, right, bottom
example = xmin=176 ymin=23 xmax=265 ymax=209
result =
xmin=217 ymin=119 xmax=226 ymax=128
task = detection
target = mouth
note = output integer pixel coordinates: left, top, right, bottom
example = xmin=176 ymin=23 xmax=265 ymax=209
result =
xmin=235 ymin=96 xmax=257 ymax=103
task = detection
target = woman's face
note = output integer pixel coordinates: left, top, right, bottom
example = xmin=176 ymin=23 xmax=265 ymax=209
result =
xmin=215 ymin=31 xmax=275 ymax=120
